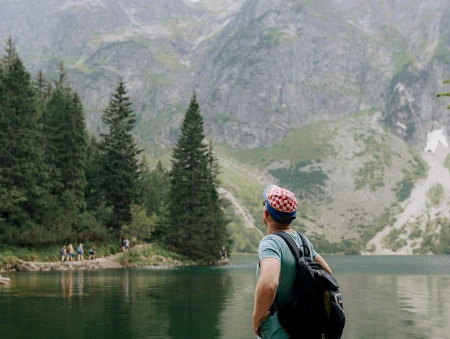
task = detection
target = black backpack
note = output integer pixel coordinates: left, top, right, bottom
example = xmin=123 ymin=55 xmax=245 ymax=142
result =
xmin=273 ymin=231 xmax=345 ymax=339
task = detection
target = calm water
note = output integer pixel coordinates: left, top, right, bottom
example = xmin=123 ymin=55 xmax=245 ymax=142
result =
xmin=1 ymin=255 xmax=450 ymax=339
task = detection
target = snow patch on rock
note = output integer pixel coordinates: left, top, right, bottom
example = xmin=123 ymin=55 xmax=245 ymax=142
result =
xmin=424 ymin=128 xmax=448 ymax=153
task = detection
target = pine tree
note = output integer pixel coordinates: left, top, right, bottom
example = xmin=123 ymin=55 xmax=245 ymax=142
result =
xmin=0 ymin=42 xmax=51 ymax=244
xmin=34 ymin=65 xmax=89 ymax=241
xmin=167 ymin=94 xmax=230 ymax=261
xmin=136 ymin=159 xmax=169 ymax=217
xmin=99 ymin=80 xmax=141 ymax=230
xmin=42 ymin=85 xmax=66 ymax=196
xmin=43 ymin=77 xmax=88 ymax=209
xmin=62 ymin=92 xmax=88 ymax=211
xmin=85 ymin=134 xmax=103 ymax=212
xmin=34 ymin=70 xmax=48 ymax=100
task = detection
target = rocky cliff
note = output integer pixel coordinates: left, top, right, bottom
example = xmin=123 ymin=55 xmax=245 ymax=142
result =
xmin=2 ymin=0 xmax=450 ymax=149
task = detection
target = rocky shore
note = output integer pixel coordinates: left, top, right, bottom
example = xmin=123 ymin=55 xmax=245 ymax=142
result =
xmin=0 ymin=274 xmax=11 ymax=285
xmin=13 ymin=257 xmax=124 ymax=272
xmin=0 ymin=245 xmax=231 ymax=273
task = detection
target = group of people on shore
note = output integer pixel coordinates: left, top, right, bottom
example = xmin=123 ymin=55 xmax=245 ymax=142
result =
xmin=60 ymin=243 xmax=96 ymax=262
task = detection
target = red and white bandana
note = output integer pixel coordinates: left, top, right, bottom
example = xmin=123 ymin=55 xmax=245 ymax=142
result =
xmin=264 ymin=185 xmax=298 ymax=212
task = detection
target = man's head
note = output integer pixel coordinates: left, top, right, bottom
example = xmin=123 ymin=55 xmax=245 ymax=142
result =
xmin=263 ymin=184 xmax=298 ymax=225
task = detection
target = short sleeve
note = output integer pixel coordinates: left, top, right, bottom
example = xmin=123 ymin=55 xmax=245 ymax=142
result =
xmin=258 ymin=235 xmax=282 ymax=261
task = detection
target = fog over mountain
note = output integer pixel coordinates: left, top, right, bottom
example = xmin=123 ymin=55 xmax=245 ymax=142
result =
xmin=2 ymin=0 xmax=450 ymax=253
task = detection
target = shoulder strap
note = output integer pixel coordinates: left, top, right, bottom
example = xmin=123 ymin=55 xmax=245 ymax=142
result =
xmin=296 ymin=232 xmax=312 ymax=259
xmin=271 ymin=231 xmax=310 ymax=312
xmin=274 ymin=231 xmax=311 ymax=259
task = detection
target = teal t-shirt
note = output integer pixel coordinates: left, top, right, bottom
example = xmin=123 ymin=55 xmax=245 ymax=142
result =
xmin=256 ymin=231 xmax=317 ymax=339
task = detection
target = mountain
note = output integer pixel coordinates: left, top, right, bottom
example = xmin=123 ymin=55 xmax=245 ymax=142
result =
xmin=2 ymin=0 xmax=450 ymax=253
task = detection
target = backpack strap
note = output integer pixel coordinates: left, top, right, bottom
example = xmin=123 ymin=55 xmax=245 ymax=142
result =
xmin=274 ymin=231 xmax=312 ymax=259
xmin=271 ymin=231 xmax=310 ymax=314
xmin=296 ymin=232 xmax=312 ymax=259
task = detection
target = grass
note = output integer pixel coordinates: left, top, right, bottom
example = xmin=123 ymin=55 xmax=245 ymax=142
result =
xmin=384 ymin=225 xmax=407 ymax=251
xmin=445 ymin=154 xmax=450 ymax=173
xmin=216 ymin=152 xmax=266 ymax=234
xmin=361 ymin=204 xmax=400 ymax=245
xmin=214 ymin=113 xmax=231 ymax=124
xmin=408 ymin=221 xmax=423 ymax=240
xmin=218 ymin=121 xmax=336 ymax=170
xmin=354 ymin=134 xmax=392 ymax=191
xmin=418 ymin=218 xmax=443 ymax=254
xmin=393 ymin=150 xmax=428 ymax=202
xmin=117 ymin=243 xmax=198 ymax=266
xmin=392 ymin=49 xmax=413 ymax=74
xmin=270 ymin=163 xmax=329 ymax=197
xmin=433 ymin=35 xmax=450 ymax=63
xmin=427 ymin=184 xmax=444 ymax=208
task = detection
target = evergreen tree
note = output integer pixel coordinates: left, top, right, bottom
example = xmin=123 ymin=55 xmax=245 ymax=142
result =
xmin=136 ymin=160 xmax=169 ymax=217
xmin=167 ymin=94 xmax=230 ymax=261
xmin=2 ymin=36 xmax=17 ymax=68
xmin=99 ymin=80 xmax=141 ymax=230
xmin=34 ymin=70 xmax=49 ymax=100
xmin=34 ymin=65 xmax=89 ymax=241
xmin=41 ymin=85 xmax=66 ymax=196
xmin=206 ymin=141 xmax=233 ymax=254
xmin=85 ymin=134 xmax=104 ymax=212
xmin=61 ymin=92 xmax=88 ymax=212
xmin=0 ymin=42 xmax=51 ymax=244
xmin=43 ymin=77 xmax=88 ymax=210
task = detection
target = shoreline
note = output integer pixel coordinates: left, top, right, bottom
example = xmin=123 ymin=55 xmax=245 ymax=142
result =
xmin=0 ymin=246 xmax=232 ymax=273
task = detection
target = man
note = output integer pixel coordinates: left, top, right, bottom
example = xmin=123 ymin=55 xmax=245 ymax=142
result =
xmin=122 ymin=237 xmax=129 ymax=252
xmin=219 ymin=246 xmax=228 ymax=260
xmin=77 ymin=243 xmax=84 ymax=261
xmin=89 ymin=246 xmax=96 ymax=260
xmin=253 ymin=184 xmax=332 ymax=338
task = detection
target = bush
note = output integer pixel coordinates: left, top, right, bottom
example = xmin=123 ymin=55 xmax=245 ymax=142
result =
xmin=74 ymin=211 xmax=108 ymax=242
xmin=121 ymin=204 xmax=156 ymax=243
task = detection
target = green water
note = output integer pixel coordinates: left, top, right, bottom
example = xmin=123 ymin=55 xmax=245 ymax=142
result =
xmin=1 ymin=255 xmax=450 ymax=339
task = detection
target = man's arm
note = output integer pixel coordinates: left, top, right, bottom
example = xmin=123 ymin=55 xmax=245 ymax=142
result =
xmin=314 ymin=253 xmax=333 ymax=275
xmin=253 ymin=257 xmax=280 ymax=337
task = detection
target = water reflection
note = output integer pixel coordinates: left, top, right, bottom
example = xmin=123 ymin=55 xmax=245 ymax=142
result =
xmin=77 ymin=271 xmax=83 ymax=296
xmin=122 ymin=270 xmax=129 ymax=302
xmin=60 ymin=271 xmax=73 ymax=300
xmin=2 ymin=256 xmax=450 ymax=339
xmin=340 ymin=274 xmax=450 ymax=339
xmin=163 ymin=269 xmax=232 ymax=338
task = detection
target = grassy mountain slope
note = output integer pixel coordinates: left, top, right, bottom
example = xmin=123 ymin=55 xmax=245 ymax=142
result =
xmin=218 ymin=110 xmax=429 ymax=253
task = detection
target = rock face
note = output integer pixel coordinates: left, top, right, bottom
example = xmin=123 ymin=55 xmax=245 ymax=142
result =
xmin=1 ymin=0 xmax=449 ymax=150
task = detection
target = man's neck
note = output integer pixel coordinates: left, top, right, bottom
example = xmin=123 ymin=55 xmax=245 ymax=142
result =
xmin=267 ymin=224 xmax=292 ymax=235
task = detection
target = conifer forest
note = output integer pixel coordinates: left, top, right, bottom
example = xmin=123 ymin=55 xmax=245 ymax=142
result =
xmin=0 ymin=38 xmax=231 ymax=262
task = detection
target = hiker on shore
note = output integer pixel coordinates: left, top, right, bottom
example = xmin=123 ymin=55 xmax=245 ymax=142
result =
xmin=77 ymin=243 xmax=84 ymax=261
xmin=122 ymin=237 xmax=129 ymax=252
xmin=67 ymin=243 xmax=74 ymax=261
xmin=60 ymin=245 xmax=67 ymax=262
xmin=219 ymin=246 xmax=228 ymax=260
xmin=89 ymin=246 xmax=96 ymax=260
xmin=253 ymin=184 xmax=333 ymax=338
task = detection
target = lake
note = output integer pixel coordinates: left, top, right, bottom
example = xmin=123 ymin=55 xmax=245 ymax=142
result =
xmin=1 ymin=255 xmax=450 ymax=339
